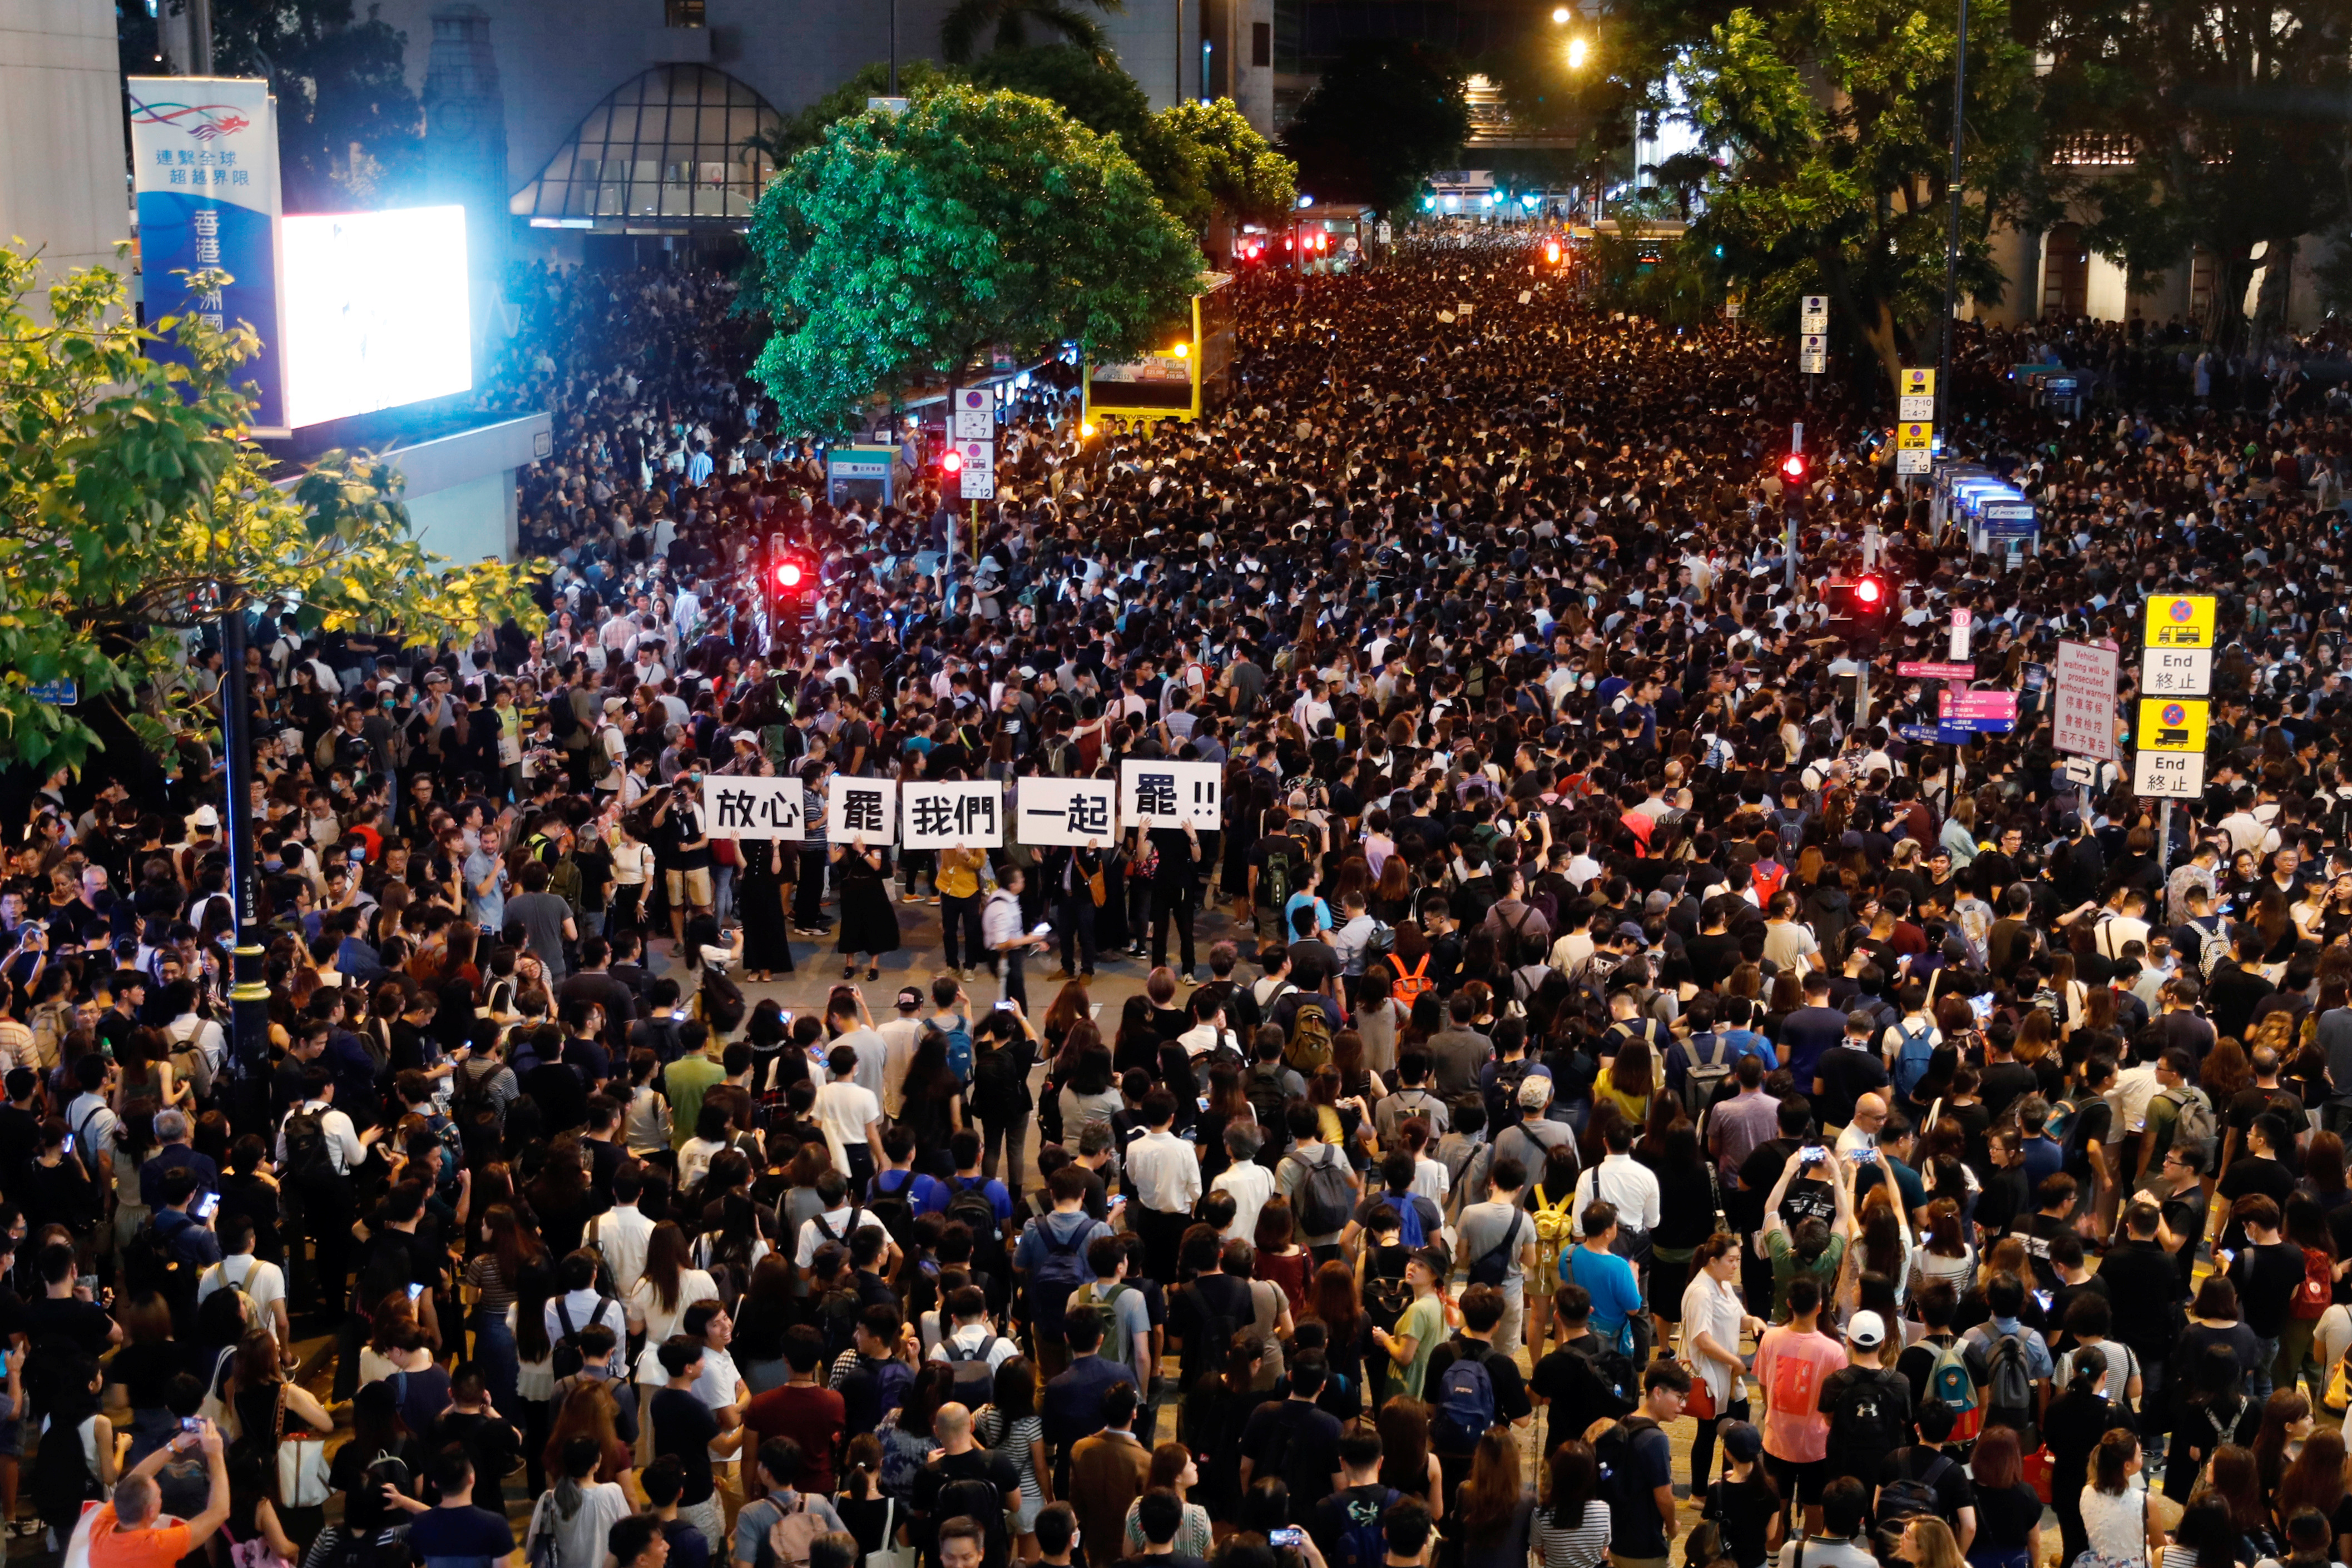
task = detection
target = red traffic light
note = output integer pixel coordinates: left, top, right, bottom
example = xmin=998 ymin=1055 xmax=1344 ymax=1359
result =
xmin=1780 ymin=452 xmax=1808 ymax=484
xmin=776 ymin=561 xmax=805 ymax=589
xmin=1544 ymin=239 xmax=1561 ymax=264
xmin=941 ymin=449 xmax=963 ymax=475
xmin=1854 ymin=575 xmax=1884 ymax=605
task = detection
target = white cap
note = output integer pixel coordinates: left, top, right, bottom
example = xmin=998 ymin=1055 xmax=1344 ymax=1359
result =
xmin=1847 ymin=1310 xmax=1887 ymax=1349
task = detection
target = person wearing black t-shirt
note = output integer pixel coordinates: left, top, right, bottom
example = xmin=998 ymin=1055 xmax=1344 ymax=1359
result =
xmin=651 ymin=1334 xmax=749 ymax=1552
xmin=1414 ymin=1286 xmax=1532 ymax=1497
xmin=2215 ymin=1113 xmax=2299 ymax=1253
xmin=2221 ymin=1193 xmax=2304 ymax=1400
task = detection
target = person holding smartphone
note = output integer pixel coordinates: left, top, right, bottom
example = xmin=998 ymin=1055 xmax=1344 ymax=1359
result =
xmin=147 ymin=1165 xmax=225 ymax=1276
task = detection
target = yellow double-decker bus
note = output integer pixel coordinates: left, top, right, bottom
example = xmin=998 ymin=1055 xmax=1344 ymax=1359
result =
xmin=1083 ymin=271 xmax=1234 ymax=426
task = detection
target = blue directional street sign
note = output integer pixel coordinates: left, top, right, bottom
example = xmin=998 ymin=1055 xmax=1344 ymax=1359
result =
xmin=27 ymin=680 xmax=77 ymax=706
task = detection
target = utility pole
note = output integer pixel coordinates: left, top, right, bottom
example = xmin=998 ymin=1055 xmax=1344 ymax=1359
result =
xmin=1175 ymin=0 xmax=1186 ymax=106
xmin=889 ymin=0 xmax=898 ymax=94
xmin=1937 ymin=0 xmax=1969 ymax=437
xmin=217 ymin=604 xmax=271 ymax=1127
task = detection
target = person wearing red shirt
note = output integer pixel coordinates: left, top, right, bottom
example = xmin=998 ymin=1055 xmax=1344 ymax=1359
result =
xmin=741 ymin=1324 xmax=846 ymax=1495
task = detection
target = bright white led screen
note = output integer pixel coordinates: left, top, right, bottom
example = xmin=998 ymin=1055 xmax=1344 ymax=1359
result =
xmin=281 ymin=205 xmax=472 ymax=428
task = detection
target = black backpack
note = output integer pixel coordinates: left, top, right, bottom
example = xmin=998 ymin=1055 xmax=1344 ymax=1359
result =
xmin=281 ymin=1105 xmax=338 ymax=1192
xmin=865 ymin=1174 xmax=920 ymax=1249
xmin=941 ymin=1332 xmax=1003 ymax=1406
xmin=1829 ymin=1368 xmax=1912 ymax=1469
xmin=550 ymin=1293 xmax=614 ymax=1379
xmin=1246 ymin=1059 xmax=1290 ymax=1129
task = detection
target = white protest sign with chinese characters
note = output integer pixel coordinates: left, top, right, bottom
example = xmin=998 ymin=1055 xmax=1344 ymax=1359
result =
xmin=825 ymin=776 xmax=899 ymax=845
xmin=900 ymin=782 xmax=1004 ymax=850
xmin=1119 ymin=759 xmax=1222 ymax=829
xmin=2052 ymin=641 xmax=2120 ymax=761
xmin=701 ymin=775 xmax=805 ymax=841
xmin=1016 ymin=778 xmax=1120 ymax=846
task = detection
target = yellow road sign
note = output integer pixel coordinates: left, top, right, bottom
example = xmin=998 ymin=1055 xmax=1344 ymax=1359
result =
xmin=2145 ymin=594 xmax=2216 ymax=650
xmin=1901 ymin=368 xmax=1936 ymax=397
xmin=2136 ymin=697 xmax=2209 ymax=755
xmin=1897 ymin=421 xmax=1932 ymax=450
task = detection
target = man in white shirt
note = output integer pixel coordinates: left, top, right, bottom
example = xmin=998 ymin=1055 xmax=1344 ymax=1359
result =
xmin=811 ymin=1045 xmax=884 ymax=1190
xmin=929 ymin=1286 xmax=1021 ymax=1376
xmin=199 ymin=1214 xmax=293 ymax=1360
xmin=794 ymin=1169 xmax=898 ymax=1278
xmin=274 ymin=1069 xmax=372 ymax=1174
xmin=1124 ymin=1091 xmax=1203 ymax=1282
xmin=63 ymin=1055 xmax=120 ymax=1189
xmin=585 ymin=1163 xmax=656 ymax=1299
xmin=1176 ymin=993 xmax=1241 ymax=1060
xmin=1211 ymin=1123 xmax=1275 ymax=1242
xmin=163 ymin=994 xmax=227 ymax=1099
xmin=1569 ymin=1119 xmax=1663 ymax=1239
xmin=1762 ymin=892 xmax=1824 ymax=972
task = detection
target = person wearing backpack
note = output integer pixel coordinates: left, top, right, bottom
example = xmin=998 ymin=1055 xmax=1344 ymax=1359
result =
xmin=1012 ymin=1165 xmax=1116 ymax=1379
xmin=1418 ymin=1284 xmax=1532 ymax=1497
xmin=1594 ymin=1359 xmax=1691 ymax=1568
xmin=2134 ymin=1048 xmax=2214 ymax=1192
xmin=1276 ymin=1102 xmax=1362 ymax=1258
xmin=1752 ymin=1277 xmax=1849 ymax=1537
xmin=732 ymin=1435 xmax=849 ymax=1568
xmin=1352 ymin=1151 xmax=1444 ymax=1256
xmin=1818 ymin=1311 xmax=1912 ymax=1495
xmin=1306 ymin=1428 xmax=1402 ymax=1568
xmin=1957 ymin=1272 xmax=2056 ymax=1450
xmin=1071 ymin=1235 xmax=1156 ymax=1392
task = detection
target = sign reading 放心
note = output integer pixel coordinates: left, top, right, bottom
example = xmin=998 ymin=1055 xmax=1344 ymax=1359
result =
xmin=700 ymin=775 xmax=805 ymax=841
xmin=128 ymin=78 xmax=288 ymax=435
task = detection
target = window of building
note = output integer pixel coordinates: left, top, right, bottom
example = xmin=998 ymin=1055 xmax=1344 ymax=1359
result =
xmin=508 ymin=65 xmax=782 ymax=225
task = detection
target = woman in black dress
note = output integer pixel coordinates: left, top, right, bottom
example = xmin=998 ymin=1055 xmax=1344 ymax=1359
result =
xmin=831 ymin=832 xmax=898 ymax=980
xmin=737 ymin=833 xmax=795 ymax=981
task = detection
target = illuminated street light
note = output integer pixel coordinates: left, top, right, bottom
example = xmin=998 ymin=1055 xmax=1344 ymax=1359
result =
xmin=1566 ymin=34 xmax=1590 ymax=68
xmin=1552 ymin=5 xmax=1571 ymax=20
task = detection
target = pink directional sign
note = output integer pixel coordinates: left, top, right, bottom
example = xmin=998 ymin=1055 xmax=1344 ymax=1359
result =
xmin=1939 ymin=690 xmax=2018 ymax=721
xmin=1898 ymin=662 xmax=1975 ymax=680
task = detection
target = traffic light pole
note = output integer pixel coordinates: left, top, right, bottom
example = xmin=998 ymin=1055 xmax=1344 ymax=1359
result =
xmin=1855 ymin=664 xmax=1871 ymax=735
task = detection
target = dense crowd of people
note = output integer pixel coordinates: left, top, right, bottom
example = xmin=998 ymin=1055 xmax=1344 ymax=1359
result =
xmin=17 ymin=234 xmax=2352 ymax=1568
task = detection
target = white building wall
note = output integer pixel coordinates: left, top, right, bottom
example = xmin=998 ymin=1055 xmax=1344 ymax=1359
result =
xmin=0 ymin=0 xmax=130 ymax=285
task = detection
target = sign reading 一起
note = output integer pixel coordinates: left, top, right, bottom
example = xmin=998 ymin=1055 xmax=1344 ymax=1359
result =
xmin=826 ymin=776 xmax=899 ymax=845
xmin=2052 ymin=641 xmax=2120 ymax=761
xmin=128 ymin=77 xmax=288 ymax=434
xmin=2145 ymin=594 xmax=2216 ymax=649
xmin=1016 ymin=778 xmax=1120 ymax=847
xmin=701 ymin=775 xmax=805 ymax=841
xmin=900 ymin=782 xmax=1004 ymax=850
xmin=2136 ymin=697 xmax=2209 ymax=755
xmin=2141 ymin=646 xmax=2213 ymax=697
xmin=2135 ymin=750 xmax=2206 ymax=799
xmin=1118 ymin=759 xmax=1222 ymax=829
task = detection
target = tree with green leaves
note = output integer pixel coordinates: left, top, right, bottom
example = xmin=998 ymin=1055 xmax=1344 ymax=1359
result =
xmin=1281 ymin=41 xmax=1470 ymax=216
xmin=746 ymin=87 xmax=1201 ymax=438
xmin=940 ymin=0 xmax=1124 ymax=63
xmin=749 ymin=59 xmax=965 ymax=166
xmin=968 ymin=43 xmax=1152 ymax=145
xmin=1681 ymin=0 xmax=2041 ymax=393
xmin=209 ymin=0 xmax=422 ymax=210
xmin=1137 ymin=99 xmax=1299 ymax=235
xmin=0 ymin=244 xmax=541 ymax=775
xmin=2039 ymin=0 xmax=2352 ymax=349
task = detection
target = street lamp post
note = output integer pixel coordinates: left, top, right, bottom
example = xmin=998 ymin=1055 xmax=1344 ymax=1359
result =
xmin=1938 ymin=0 xmax=1968 ymax=432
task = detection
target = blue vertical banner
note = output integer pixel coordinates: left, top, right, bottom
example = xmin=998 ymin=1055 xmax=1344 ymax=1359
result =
xmin=127 ymin=78 xmax=288 ymax=435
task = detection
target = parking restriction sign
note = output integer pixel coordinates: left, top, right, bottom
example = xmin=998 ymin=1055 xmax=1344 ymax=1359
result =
xmin=2136 ymin=697 xmax=2209 ymax=754
xmin=2145 ymin=594 xmax=2216 ymax=649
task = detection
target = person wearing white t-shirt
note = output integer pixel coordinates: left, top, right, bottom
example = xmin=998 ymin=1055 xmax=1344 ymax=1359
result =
xmin=811 ymin=1045 xmax=884 ymax=1189
xmin=198 ymin=1214 xmax=293 ymax=1361
xmin=584 ymin=1165 xmax=656 ymax=1299
xmin=1209 ymin=1123 xmax=1275 ymax=1242
xmin=685 ymin=1300 xmax=749 ymax=1471
xmin=794 ymin=1170 xmax=900 ymax=1279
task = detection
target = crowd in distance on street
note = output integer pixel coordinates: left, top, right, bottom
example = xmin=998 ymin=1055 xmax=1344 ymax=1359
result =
xmin=12 ymin=233 xmax=2352 ymax=1568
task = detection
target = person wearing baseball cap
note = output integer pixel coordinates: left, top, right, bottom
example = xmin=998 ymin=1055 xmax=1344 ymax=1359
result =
xmin=874 ymin=985 xmax=928 ymax=1120
xmin=1819 ymin=1308 xmax=1912 ymax=1508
